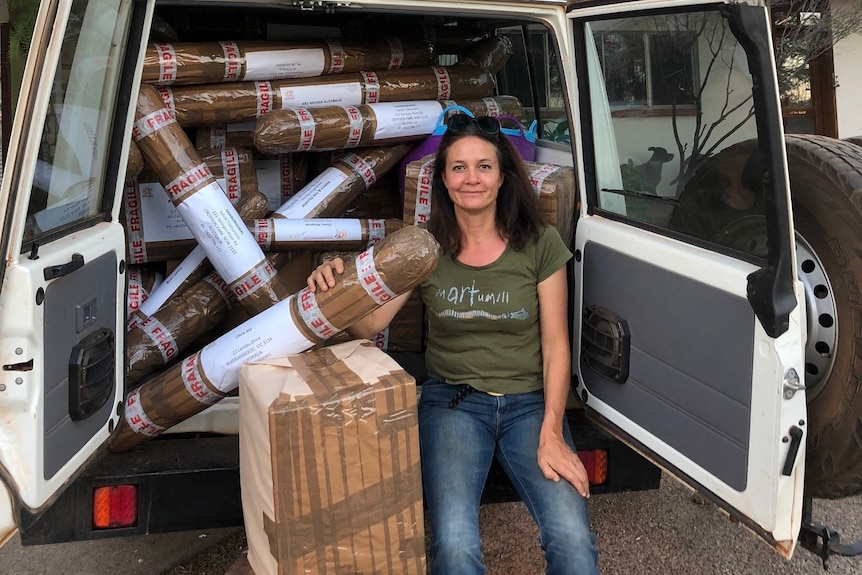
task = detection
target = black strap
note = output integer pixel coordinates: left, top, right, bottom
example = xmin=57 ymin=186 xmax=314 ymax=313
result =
xmin=449 ymin=384 xmax=478 ymax=409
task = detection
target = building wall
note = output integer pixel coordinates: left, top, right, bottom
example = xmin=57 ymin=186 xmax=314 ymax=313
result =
xmin=833 ymin=22 xmax=862 ymax=137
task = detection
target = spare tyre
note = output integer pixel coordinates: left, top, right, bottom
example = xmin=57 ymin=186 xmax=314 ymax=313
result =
xmin=785 ymin=134 xmax=862 ymax=499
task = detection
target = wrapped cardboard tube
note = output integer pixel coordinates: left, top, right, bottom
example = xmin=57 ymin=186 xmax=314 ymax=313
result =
xmin=126 ymin=140 xmax=145 ymax=180
xmin=458 ymin=35 xmax=514 ymax=75
xmin=133 ymin=85 xmax=288 ymax=316
xmin=249 ymin=218 xmax=403 ymax=251
xmin=123 ymin=147 xmax=261 ymax=264
xmin=253 ymin=101 xmax=444 ymax=154
xmin=274 ymin=144 xmax=411 ymax=219
xmin=142 ymin=38 xmax=434 ymax=85
xmin=109 ymin=225 xmax=440 ymax=452
xmin=128 ymin=189 xmax=271 ymax=329
xmin=159 ymin=65 xmax=495 ymax=127
xmin=126 ymin=266 xmax=163 ymax=321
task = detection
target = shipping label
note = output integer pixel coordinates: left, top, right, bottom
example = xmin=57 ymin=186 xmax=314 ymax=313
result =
xmin=278 ymin=81 xmax=362 ymax=108
xmin=245 ymin=47 xmax=325 ymax=80
xmin=274 ymin=166 xmax=349 ymax=218
xmin=139 ymin=247 xmax=207 ymax=316
xmin=370 ymin=101 xmax=441 ymax=140
xmin=180 ymin=182 xmax=265 ymax=281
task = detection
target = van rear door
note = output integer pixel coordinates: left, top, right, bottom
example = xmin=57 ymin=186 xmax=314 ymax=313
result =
xmin=0 ymin=0 xmax=149 ymax=537
xmin=567 ymin=0 xmax=807 ymax=557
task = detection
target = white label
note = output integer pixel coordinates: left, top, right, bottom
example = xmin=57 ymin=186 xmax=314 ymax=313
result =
xmin=138 ymin=182 xmax=195 ymax=242
xmin=370 ymin=101 xmax=442 ymax=141
xmin=179 ymin=181 xmax=266 ymax=283
xmin=139 ymin=246 xmax=208 ymax=316
xmin=274 ymin=166 xmax=349 ymax=218
xmin=255 ymin=159 xmax=287 ymax=210
xmin=367 ymin=219 xmax=386 ymax=244
xmin=270 ymin=218 xmax=364 ymax=242
xmin=245 ymin=48 xmax=326 ymax=80
xmin=198 ymin=296 xmax=315 ymax=393
xmin=205 ymin=126 xmax=227 ymax=149
xmin=278 ymin=81 xmax=362 ymax=108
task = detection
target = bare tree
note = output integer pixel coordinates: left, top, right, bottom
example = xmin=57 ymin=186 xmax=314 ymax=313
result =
xmin=770 ymin=0 xmax=862 ymax=99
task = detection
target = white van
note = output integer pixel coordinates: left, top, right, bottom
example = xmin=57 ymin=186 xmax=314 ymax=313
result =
xmin=0 ymin=0 xmax=860 ymax=563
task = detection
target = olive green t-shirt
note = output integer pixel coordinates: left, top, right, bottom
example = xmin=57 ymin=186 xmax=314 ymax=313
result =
xmin=420 ymin=225 xmax=572 ymax=394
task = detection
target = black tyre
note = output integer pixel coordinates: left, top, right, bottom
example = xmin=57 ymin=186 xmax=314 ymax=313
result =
xmin=785 ymin=134 xmax=862 ymax=499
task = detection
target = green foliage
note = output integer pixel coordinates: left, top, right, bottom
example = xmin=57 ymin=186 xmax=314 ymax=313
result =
xmin=9 ymin=0 xmax=40 ymax=61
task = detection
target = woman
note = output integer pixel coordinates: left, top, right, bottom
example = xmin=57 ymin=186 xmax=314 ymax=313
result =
xmin=307 ymin=114 xmax=599 ymax=575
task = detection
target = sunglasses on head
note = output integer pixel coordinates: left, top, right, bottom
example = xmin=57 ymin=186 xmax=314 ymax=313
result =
xmin=445 ymin=114 xmax=501 ymax=136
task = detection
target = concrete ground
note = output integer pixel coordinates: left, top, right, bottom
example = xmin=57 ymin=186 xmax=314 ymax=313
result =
xmin=0 ymin=474 xmax=859 ymax=575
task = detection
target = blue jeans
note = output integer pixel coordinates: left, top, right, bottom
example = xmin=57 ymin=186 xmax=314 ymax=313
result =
xmin=418 ymin=379 xmax=599 ymax=575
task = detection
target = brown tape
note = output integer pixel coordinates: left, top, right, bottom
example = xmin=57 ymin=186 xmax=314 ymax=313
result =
xmin=267 ymin=349 xmax=423 ymax=573
xmin=142 ymin=38 xmax=434 ymax=86
xmin=458 ymin=35 xmax=514 ymax=74
xmin=161 ymin=65 xmax=495 ymax=127
xmin=126 ymin=140 xmax=145 ymax=180
xmin=195 ymin=124 xmax=255 ymax=150
xmin=126 ymin=269 xmax=237 ymax=385
xmin=524 ymin=161 xmax=577 ymax=248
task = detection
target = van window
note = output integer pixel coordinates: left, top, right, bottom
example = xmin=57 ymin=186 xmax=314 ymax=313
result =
xmin=24 ymin=0 xmax=133 ymax=246
xmin=583 ymin=10 xmax=768 ymax=259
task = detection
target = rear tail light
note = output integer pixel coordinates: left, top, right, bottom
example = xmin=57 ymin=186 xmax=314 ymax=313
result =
xmin=92 ymin=485 xmax=138 ymax=529
xmin=577 ymin=449 xmax=608 ymax=486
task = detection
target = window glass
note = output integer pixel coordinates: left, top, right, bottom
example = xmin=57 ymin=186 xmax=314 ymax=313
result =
xmin=24 ymin=0 xmax=132 ymax=246
xmin=585 ymin=10 xmax=767 ymax=258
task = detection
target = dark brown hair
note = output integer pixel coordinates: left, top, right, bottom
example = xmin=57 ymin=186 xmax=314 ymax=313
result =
xmin=428 ymin=119 xmax=544 ymax=256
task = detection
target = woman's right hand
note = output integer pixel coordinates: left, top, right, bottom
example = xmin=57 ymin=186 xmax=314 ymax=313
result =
xmin=306 ymin=257 xmax=346 ymax=293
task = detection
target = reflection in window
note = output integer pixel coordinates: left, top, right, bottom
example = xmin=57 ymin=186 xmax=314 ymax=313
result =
xmin=24 ymin=0 xmax=131 ymax=246
xmin=593 ymin=30 xmax=697 ymax=111
xmin=585 ymin=10 xmax=768 ymax=258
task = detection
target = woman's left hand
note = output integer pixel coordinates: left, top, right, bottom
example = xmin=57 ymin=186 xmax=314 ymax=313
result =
xmin=538 ymin=432 xmax=590 ymax=499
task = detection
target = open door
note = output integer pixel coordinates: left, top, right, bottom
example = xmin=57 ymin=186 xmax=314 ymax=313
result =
xmin=0 ymin=0 xmax=147 ymax=539
xmin=568 ymin=0 xmax=807 ymax=556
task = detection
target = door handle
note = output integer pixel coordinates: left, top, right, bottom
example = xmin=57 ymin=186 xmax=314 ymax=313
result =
xmin=44 ymin=253 xmax=85 ymax=281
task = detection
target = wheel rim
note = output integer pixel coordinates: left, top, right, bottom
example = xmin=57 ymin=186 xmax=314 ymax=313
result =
xmin=795 ymin=234 xmax=838 ymax=401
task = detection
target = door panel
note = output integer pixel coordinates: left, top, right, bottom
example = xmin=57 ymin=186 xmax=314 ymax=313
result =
xmin=582 ymin=241 xmax=754 ymax=491
xmin=568 ymin=1 xmax=807 ymax=556
xmin=0 ymin=0 xmax=143 ymax=519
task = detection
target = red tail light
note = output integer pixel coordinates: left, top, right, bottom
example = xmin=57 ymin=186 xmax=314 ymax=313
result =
xmin=93 ymin=485 xmax=138 ymax=529
xmin=577 ymin=449 xmax=609 ymax=485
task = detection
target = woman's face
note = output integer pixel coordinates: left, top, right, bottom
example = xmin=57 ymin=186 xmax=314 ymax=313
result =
xmin=441 ymin=136 xmax=503 ymax=217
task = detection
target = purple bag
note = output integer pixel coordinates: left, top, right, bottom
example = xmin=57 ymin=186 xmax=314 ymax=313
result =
xmin=397 ymin=105 xmax=537 ymax=203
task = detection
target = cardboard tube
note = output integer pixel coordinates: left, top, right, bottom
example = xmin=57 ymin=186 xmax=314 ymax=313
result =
xmin=126 ymin=140 xmax=145 ymax=180
xmin=142 ymin=38 xmax=434 ymax=85
xmin=126 ymin=266 xmax=163 ymax=321
xmin=253 ymin=101 xmax=444 ymax=154
xmin=128 ymin=189 xmax=271 ymax=328
xmin=109 ymin=225 xmax=440 ymax=452
xmin=248 ymin=218 xmax=402 ymax=251
xmin=133 ymin=85 xmax=288 ymax=316
xmin=123 ymin=147 xmax=261 ymax=264
xmin=274 ymin=144 xmax=411 ymax=219
xmin=458 ymin=35 xmax=514 ymax=75
xmin=159 ymin=65 xmax=495 ymax=127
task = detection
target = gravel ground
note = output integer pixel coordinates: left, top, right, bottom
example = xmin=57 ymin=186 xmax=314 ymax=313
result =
xmin=161 ymin=474 xmax=861 ymax=575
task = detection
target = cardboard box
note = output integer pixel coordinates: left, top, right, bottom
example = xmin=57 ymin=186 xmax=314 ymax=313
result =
xmin=240 ymin=340 xmax=426 ymax=575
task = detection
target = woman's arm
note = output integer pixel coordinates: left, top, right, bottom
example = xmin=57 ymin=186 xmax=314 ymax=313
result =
xmin=306 ymin=257 xmax=412 ymax=339
xmin=535 ymin=266 xmax=590 ymax=498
